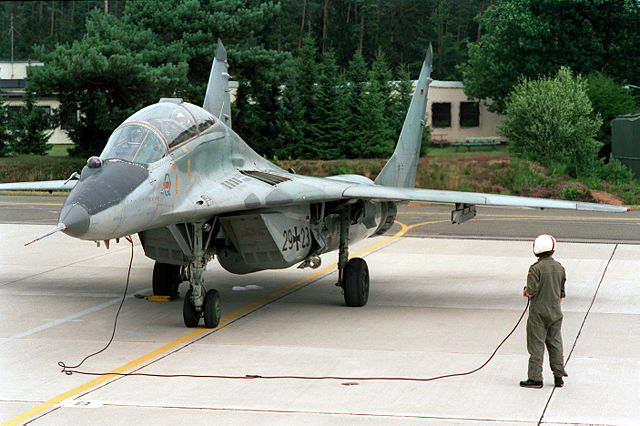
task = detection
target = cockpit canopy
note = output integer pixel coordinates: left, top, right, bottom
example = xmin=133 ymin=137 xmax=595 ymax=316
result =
xmin=100 ymin=100 xmax=218 ymax=164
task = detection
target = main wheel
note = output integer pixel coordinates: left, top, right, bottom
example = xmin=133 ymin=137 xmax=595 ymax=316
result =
xmin=152 ymin=262 xmax=182 ymax=299
xmin=343 ymin=257 xmax=369 ymax=307
xmin=183 ymin=288 xmax=200 ymax=327
xmin=203 ymin=289 xmax=222 ymax=328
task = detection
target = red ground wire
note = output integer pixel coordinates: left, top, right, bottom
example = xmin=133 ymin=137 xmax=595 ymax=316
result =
xmin=60 ymin=236 xmax=531 ymax=383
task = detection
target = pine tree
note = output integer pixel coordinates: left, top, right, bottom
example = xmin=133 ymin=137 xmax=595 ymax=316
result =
xmin=28 ymin=11 xmax=189 ymax=157
xmin=0 ymin=96 xmax=13 ymax=157
xmin=344 ymin=51 xmax=369 ymax=158
xmin=388 ymin=63 xmax=413 ymax=143
xmin=313 ymin=49 xmax=347 ymax=159
xmin=231 ymin=47 xmax=290 ymax=157
xmin=11 ymin=90 xmax=53 ymax=155
xmin=279 ymin=33 xmax=320 ymax=159
xmin=356 ymin=49 xmax=395 ymax=158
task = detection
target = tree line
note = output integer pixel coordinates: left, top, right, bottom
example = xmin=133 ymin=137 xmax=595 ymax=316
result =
xmin=1 ymin=0 xmax=639 ymax=173
xmin=3 ymin=1 xmax=484 ymax=80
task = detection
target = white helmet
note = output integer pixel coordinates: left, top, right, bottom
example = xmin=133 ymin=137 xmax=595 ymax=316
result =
xmin=533 ymin=234 xmax=556 ymax=256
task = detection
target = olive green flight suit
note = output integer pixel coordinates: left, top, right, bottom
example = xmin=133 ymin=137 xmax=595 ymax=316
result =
xmin=526 ymin=255 xmax=568 ymax=381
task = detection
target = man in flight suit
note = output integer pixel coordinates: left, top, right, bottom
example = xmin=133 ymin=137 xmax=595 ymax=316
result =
xmin=520 ymin=234 xmax=569 ymax=388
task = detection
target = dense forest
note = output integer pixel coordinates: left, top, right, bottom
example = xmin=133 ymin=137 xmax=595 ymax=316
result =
xmin=1 ymin=0 xmax=639 ymax=162
xmin=2 ymin=0 xmax=484 ymax=80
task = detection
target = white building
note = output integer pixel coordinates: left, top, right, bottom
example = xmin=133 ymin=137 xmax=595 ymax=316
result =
xmin=426 ymin=80 xmax=503 ymax=144
xmin=1 ymin=60 xmax=72 ymax=145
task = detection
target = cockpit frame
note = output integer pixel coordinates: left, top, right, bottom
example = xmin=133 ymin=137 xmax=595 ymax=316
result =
xmin=100 ymin=101 xmax=219 ymax=165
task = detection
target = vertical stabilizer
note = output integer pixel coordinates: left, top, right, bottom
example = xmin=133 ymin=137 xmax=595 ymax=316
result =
xmin=375 ymin=44 xmax=432 ymax=188
xmin=203 ymin=39 xmax=232 ymax=128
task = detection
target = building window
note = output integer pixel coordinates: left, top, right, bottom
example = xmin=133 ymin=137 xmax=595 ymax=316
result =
xmin=0 ymin=79 xmax=26 ymax=89
xmin=61 ymin=109 xmax=78 ymax=130
xmin=432 ymin=103 xmax=451 ymax=128
xmin=460 ymin=102 xmax=479 ymax=127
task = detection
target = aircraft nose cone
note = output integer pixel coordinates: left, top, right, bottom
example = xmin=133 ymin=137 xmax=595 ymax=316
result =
xmin=59 ymin=203 xmax=90 ymax=237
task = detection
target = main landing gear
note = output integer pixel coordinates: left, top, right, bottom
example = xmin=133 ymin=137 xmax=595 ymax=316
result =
xmin=336 ymin=205 xmax=370 ymax=307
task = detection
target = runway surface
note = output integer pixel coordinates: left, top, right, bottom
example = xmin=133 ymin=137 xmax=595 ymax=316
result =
xmin=1 ymin=195 xmax=639 ymax=424
xmin=2 ymin=195 xmax=639 ymax=243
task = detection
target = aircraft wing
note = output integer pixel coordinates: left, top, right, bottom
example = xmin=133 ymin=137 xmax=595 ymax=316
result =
xmin=342 ymin=184 xmax=629 ymax=213
xmin=169 ymin=171 xmax=627 ymax=224
xmin=0 ymin=180 xmax=77 ymax=191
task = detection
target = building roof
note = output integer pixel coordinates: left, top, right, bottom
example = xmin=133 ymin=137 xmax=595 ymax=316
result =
xmin=430 ymin=80 xmax=465 ymax=88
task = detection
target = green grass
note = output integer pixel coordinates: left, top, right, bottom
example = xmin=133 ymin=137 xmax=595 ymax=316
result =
xmin=47 ymin=144 xmax=73 ymax=157
xmin=0 ymin=155 xmax=85 ymax=183
xmin=427 ymin=144 xmax=509 ymax=157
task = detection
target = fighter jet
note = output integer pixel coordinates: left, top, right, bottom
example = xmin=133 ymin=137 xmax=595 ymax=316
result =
xmin=0 ymin=41 xmax=628 ymax=328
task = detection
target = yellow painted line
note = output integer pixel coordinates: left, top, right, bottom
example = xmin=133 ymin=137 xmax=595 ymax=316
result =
xmin=3 ymin=219 xmax=446 ymax=426
xmin=2 ymin=327 xmax=210 ymax=426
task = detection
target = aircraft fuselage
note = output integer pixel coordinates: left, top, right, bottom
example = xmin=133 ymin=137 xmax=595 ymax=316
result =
xmin=59 ymin=115 xmax=396 ymax=276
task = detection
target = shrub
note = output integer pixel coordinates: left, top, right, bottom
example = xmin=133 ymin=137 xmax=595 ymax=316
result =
xmin=528 ymin=186 xmax=561 ymax=199
xmin=598 ymin=158 xmax=635 ymax=184
xmin=499 ymin=67 xmax=602 ymax=178
xmin=558 ymin=182 xmax=590 ymax=201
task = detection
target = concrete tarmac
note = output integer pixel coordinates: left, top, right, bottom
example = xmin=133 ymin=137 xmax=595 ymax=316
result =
xmin=1 ymin=214 xmax=639 ymax=424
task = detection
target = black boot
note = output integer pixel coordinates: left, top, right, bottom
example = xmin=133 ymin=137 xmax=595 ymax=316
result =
xmin=520 ymin=379 xmax=543 ymax=388
xmin=554 ymin=376 xmax=564 ymax=387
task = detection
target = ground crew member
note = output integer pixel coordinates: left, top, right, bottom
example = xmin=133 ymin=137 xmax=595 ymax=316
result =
xmin=520 ymin=234 xmax=569 ymax=388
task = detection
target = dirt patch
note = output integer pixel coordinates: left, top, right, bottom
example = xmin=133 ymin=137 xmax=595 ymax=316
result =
xmin=590 ymin=190 xmax=625 ymax=206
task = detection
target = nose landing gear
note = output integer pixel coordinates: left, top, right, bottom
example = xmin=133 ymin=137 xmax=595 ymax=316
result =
xmin=181 ymin=222 xmax=221 ymax=328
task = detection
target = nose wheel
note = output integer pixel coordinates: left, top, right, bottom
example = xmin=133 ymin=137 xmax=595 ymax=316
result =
xmin=203 ymin=289 xmax=222 ymax=328
xmin=183 ymin=288 xmax=200 ymax=328
xmin=183 ymin=288 xmax=221 ymax=328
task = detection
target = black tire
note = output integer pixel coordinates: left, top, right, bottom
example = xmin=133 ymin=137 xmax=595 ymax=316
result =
xmin=183 ymin=288 xmax=200 ymax=327
xmin=203 ymin=289 xmax=222 ymax=328
xmin=152 ymin=262 xmax=182 ymax=299
xmin=343 ymin=257 xmax=369 ymax=307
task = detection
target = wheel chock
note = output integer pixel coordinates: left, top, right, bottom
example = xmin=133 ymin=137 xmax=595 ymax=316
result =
xmin=148 ymin=295 xmax=172 ymax=302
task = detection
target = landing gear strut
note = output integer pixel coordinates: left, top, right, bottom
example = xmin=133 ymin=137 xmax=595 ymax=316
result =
xmin=336 ymin=205 xmax=370 ymax=307
xmin=182 ymin=222 xmax=221 ymax=328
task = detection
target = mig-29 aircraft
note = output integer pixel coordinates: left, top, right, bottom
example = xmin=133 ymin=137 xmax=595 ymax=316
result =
xmin=1 ymin=41 xmax=628 ymax=328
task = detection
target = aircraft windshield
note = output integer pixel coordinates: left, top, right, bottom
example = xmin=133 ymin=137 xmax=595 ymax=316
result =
xmin=101 ymin=124 xmax=167 ymax=164
xmin=100 ymin=101 xmax=218 ymax=164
